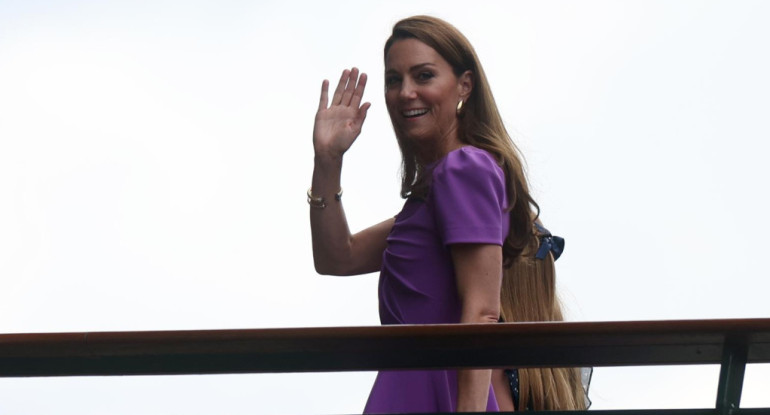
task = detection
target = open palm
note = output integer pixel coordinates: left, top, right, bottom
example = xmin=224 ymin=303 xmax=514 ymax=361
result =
xmin=313 ymin=68 xmax=371 ymax=158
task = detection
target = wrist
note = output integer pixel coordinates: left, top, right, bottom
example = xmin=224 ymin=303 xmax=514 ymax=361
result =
xmin=307 ymin=187 xmax=343 ymax=209
xmin=313 ymin=150 xmax=344 ymax=165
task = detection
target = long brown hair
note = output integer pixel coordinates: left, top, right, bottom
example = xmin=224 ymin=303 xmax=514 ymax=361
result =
xmin=385 ymin=15 xmax=586 ymax=411
xmin=501 ymin=227 xmax=587 ymax=410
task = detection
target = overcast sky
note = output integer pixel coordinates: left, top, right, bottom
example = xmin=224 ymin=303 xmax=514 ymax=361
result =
xmin=1 ymin=1 xmax=769 ymax=413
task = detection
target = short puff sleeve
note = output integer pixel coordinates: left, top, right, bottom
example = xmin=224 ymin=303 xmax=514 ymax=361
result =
xmin=430 ymin=147 xmax=508 ymax=246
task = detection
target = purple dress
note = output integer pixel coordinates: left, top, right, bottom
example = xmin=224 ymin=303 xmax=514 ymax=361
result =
xmin=364 ymin=146 xmax=509 ymax=413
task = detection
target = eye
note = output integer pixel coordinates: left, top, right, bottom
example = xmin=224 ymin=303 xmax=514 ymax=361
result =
xmin=416 ymin=71 xmax=434 ymax=82
xmin=385 ymin=75 xmax=401 ymax=87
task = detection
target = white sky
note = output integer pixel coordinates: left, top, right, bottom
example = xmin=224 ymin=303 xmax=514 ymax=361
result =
xmin=1 ymin=0 xmax=769 ymax=413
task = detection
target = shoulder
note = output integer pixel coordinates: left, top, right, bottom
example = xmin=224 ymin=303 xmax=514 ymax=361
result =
xmin=432 ymin=146 xmax=504 ymax=182
xmin=429 ymin=147 xmax=510 ymax=245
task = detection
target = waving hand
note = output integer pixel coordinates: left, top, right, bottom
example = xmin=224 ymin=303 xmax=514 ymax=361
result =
xmin=313 ymin=68 xmax=371 ymax=158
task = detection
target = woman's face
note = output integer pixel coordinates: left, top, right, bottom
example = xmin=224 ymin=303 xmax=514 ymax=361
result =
xmin=385 ymin=38 xmax=471 ymax=150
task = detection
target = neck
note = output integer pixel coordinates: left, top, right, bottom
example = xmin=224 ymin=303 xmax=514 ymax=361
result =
xmin=414 ymin=126 xmax=464 ymax=165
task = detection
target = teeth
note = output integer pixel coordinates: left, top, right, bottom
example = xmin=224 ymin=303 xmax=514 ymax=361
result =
xmin=403 ymin=109 xmax=429 ymax=117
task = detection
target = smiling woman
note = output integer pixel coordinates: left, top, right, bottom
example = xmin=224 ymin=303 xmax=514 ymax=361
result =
xmin=384 ymin=38 xmax=472 ymax=156
xmin=308 ymin=15 xmax=586 ymax=413
xmin=3 ymin=1 xmax=770 ymax=414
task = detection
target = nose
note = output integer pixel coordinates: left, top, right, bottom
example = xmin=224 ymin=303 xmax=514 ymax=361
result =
xmin=398 ymin=79 xmax=417 ymax=100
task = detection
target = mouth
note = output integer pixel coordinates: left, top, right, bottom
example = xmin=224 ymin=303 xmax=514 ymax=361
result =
xmin=402 ymin=108 xmax=429 ymax=118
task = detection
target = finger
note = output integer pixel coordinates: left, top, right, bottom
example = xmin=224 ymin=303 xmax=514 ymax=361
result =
xmin=331 ymin=69 xmax=350 ymax=106
xmin=356 ymin=101 xmax=371 ymax=125
xmin=350 ymin=72 xmax=367 ymax=109
xmin=340 ymin=67 xmax=359 ymax=106
xmin=318 ymin=79 xmax=329 ymax=111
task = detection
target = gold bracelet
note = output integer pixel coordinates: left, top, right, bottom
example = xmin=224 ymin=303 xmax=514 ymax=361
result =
xmin=307 ymin=187 xmax=343 ymax=209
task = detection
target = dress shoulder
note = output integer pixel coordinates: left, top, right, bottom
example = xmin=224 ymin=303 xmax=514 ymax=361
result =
xmin=430 ymin=146 xmax=508 ymax=246
xmin=432 ymin=146 xmax=502 ymax=181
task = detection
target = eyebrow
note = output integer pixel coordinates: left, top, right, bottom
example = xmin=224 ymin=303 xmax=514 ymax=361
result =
xmin=385 ymin=62 xmax=437 ymax=74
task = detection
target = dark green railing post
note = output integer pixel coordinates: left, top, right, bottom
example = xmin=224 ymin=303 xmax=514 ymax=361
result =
xmin=715 ymin=335 xmax=748 ymax=415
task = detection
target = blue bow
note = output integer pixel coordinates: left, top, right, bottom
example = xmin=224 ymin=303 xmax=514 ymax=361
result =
xmin=534 ymin=223 xmax=565 ymax=261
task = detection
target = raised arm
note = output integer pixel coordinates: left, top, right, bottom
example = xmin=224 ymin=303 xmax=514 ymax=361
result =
xmin=310 ymin=68 xmax=393 ymax=276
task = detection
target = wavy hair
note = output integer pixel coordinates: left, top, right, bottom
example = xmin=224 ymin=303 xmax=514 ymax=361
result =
xmin=385 ymin=15 xmax=586 ymax=411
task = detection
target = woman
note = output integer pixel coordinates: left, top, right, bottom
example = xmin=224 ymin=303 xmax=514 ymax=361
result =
xmin=310 ymin=15 xmax=585 ymax=412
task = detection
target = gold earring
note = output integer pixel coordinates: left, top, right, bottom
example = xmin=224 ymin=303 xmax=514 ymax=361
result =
xmin=456 ymin=99 xmax=464 ymax=115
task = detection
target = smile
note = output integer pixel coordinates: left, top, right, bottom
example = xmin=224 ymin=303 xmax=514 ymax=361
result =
xmin=402 ymin=108 xmax=429 ymax=118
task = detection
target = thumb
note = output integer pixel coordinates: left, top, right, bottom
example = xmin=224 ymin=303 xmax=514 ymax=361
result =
xmin=357 ymin=102 xmax=371 ymax=124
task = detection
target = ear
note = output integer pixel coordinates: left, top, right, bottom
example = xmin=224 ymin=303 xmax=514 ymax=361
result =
xmin=457 ymin=70 xmax=473 ymax=100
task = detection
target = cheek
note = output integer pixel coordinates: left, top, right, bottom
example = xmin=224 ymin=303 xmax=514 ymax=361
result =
xmin=384 ymin=93 xmax=398 ymax=113
xmin=385 ymin=104 xmax=399 ymax=123
xmin=433 ymin=88 xmax=457 ymax=113
xmin=436 ymin=99 xmax=455 ymax=120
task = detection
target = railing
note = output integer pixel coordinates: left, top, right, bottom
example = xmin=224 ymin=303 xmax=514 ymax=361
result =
xmin=1 ymin=319 xmax=769 ymax=414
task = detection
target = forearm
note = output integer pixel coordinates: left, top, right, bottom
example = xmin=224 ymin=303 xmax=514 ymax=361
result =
xmin=457 ymin=368 xmax=492 ymax=412
xmin=310 ymin=154 xmax=354 ymax=275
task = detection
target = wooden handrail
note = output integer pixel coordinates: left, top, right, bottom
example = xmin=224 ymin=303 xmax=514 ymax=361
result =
xmin=2 ymin=318 xmax=769 ymax=414
xmin=1 ymin=318 xmax=769 ymax=377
